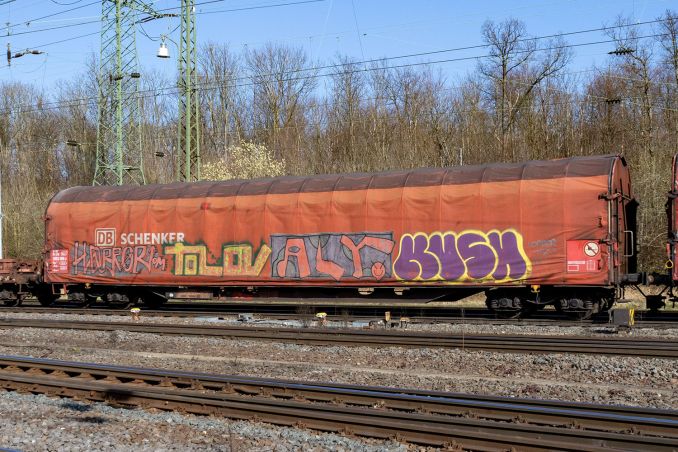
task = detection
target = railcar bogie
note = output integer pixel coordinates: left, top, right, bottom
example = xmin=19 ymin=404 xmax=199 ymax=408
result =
xmin=33 ymin=284 xmax=59 ymax=306
xmin=0 ymin=286 xmax=23 ymax=307
xmin=553 ymin=289 xmax=615 ymax=319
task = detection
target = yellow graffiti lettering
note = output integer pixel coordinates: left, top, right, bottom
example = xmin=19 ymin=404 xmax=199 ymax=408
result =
xmin=164 ymin=243 xmax=221 ymax=276
xmin=164 ymin=242 xmax=271 ymax=277
xmin=223 ymin=244 xmax=272 ymax=276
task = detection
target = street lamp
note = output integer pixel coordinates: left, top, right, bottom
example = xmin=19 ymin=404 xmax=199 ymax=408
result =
xmin=157 ymin=35 xmax=172 ymax=59
xmin=156 ymin=33 xmax=201 ymax=182
xmin=157 ymin=42 xmax=170 ymax=59
xmin=66 ymin=140 xmax=91 ymax=185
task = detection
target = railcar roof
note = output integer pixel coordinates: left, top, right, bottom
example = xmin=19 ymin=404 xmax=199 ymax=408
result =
xmin=50 ymin=154 xmax=622 ymax=203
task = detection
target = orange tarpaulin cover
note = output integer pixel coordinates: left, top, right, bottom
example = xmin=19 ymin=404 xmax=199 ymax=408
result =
xmin=44 ymin=155 xmax=630 ymax=288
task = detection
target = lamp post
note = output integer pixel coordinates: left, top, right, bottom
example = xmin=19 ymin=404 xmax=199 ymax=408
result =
xmin=0 ymin=47 xmax=45 ymax=260
xmin=66 ymin=140 xmax=90 ymax=185
xmin=157 ymin=26 xmax=200 ymax=182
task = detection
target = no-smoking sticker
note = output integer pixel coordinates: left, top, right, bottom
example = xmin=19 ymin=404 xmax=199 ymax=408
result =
xmin=584 ymin=241 xmax=599 ymax=257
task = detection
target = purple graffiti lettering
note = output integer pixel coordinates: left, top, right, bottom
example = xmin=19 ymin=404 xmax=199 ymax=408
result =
xmin=428 ymin=234 xmax=465 ymax=280
xmin=456 ymin=232 xmax=496 ymax=280
xmin=488 ymin=231 xmax=527 ymax=280
xmin=394 ymin=229 xmax=531 ymax=282
xmin=393 ymin=234 xmax=440 ymax=280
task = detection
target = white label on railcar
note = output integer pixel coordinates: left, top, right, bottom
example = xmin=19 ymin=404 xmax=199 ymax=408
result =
xmin=49 ymin=249 xmax=69 ymax=273
xmin=120 ymin=232 xmax=185 ymax=245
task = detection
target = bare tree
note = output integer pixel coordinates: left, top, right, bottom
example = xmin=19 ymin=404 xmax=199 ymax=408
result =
xmin=606 ymin=16 xmax=657 ymax=155
xmin=245 ymin=43 xmax=317 ymax=171
xmin=199 ymin=42 xmax=244 ymax=157
xmin=327 ymin=56 xmax=366 ymax=172
xmin=479 ymin=19 xmax=571 ymax=159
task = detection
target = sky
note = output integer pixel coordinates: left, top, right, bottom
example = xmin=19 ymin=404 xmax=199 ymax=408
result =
xmin=0 ymin=0 xmax=675 ymax=92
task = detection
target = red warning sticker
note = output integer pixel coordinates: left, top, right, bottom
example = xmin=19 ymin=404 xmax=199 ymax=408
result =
xmin=566 ymin=240 xmax=601 ymax=273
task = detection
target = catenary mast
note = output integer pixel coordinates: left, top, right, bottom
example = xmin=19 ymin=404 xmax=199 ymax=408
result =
xmin=94 ymin=0 xmax=199 ymax=185
xmin=177 ymin=0 xmax=200 ymax=182
xmin=94 ymin=0 xmax=146 ymax=185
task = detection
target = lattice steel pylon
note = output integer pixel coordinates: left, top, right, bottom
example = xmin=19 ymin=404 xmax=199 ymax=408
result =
xmin=177 ymin=0 xmax=200 ymax=182
xmin=94 ymin=0 xmax=145 ymax=186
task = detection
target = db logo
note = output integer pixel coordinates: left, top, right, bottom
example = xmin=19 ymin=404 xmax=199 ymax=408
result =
xmin=95 ymin=228 xmax=116 ymax=247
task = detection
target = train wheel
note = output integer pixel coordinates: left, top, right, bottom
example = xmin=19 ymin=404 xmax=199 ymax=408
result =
xmin=67 ymin=292 xmax=90 ymax=308
xmin=2 ymin=298 xmax=20 ymax=307
xmin=486 ymin=295 xmax=522 ymax=319
xmin=555 ymin=298 xmax=599 ymax=320
xmin=36 ymin=289 xmax=59 ymax=307
xmin=105 ymin=292 xmax=132 ymax=309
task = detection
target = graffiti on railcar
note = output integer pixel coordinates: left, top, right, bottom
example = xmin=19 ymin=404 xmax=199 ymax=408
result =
xmin=164 ymin=242 xmax=272 ymax=277
xmin=71 ymin=242 xmax=167 ymax=276
xmin=393 ymin=229 xmax=531 ymax=282
xmin=271 ymin=232 xmax=395 ymax=281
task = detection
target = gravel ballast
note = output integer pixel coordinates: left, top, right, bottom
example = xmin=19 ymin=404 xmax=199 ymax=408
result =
xmin=0 ymin=313 xmax=676 ymax=450
xmin=0 ymin=391 xmax=407 ymax=451
xmin=0 ymin=327 xmax=675 ymax=409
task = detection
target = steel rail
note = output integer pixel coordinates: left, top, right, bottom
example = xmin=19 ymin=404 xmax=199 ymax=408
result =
xmin=0 ymin=305 xmax=676 ymax=328
xmin=0 ymin=355 xmax=676 ymax=450
xmin=0 ymin=318 xmax=677 ymax=357
xmin=5 ymin=300 xmax=678 ymax=323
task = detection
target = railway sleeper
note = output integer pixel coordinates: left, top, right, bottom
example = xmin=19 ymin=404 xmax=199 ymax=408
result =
xmin=0 ymin=374 xmax=674 ymax=450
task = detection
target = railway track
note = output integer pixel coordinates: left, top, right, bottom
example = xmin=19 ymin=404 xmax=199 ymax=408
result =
xmin=0 ymin=318 xmax=676 ymax=357
xmin=0 ymin=355 xmax=675 ymax=450
xmin=1 ymin=303 xmax=677 ymax=327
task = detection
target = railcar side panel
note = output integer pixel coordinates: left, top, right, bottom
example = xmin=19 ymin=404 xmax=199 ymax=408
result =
xmin=43 ymin=156 xmax=629 ymax=290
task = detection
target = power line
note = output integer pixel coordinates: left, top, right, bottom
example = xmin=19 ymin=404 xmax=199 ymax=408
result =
xmin=3 ymin=3 xmax=668 ymax=50
xmin=5 ymin=12 xmax=673 ymax=86
xmin=32 ymin=30 xmax=98 ymax=49
xmin=2 ymin=0 xmax=324 ymax=38
xmin=27 ymin=0 xmax=98 ymax=24
xmin=0 ymin=30 xmax=673 ymax=115
xmin=0 ymin=13 xmax=676 ymax=114
xmin=1 ymin=1 xmax=671 ymax=95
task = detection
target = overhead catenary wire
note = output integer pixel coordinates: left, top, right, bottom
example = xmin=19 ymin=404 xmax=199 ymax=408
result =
xmin=4 ymin=3 xmax=675 ymax=93
xmin=1 ymin=4 xmax=671 ymax=49
xmin=2 ymin=0 xmax=323 ymax=38
xmin=1 ymin=29 xmax=676 ymax=117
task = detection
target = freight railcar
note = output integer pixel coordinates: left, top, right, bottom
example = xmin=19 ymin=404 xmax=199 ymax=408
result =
xmin=668 ymin=154 xmax=678 ymax=285
xmin=650 ymin=153 xmax=678 ymax=310
xmin=29 ymin=154 xmax=635 ymax=318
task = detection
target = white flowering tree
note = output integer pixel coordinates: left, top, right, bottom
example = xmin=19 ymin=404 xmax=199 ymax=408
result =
xmin=201 ymin=141 xmax=286 ymax=181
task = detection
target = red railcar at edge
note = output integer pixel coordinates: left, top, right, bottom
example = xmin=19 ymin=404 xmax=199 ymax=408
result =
xmin=667 ymin=154 xmax=678 ymax=283
xmin=38 ymin=154 xmax=637 ymax=317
